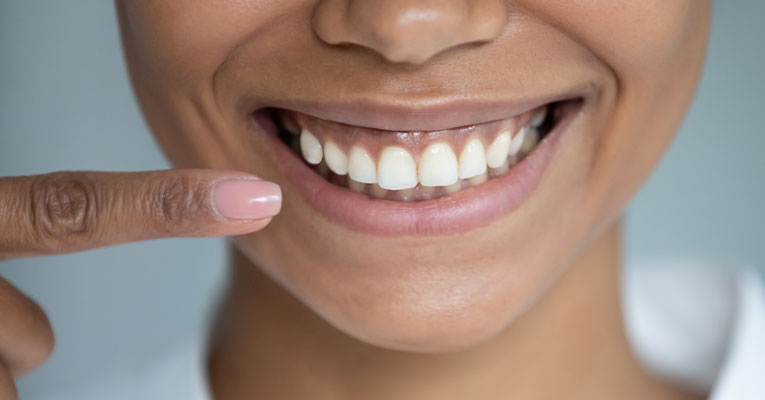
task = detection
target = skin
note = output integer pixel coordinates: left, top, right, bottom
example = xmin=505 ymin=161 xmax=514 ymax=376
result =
xmin=0 ymin=1 xmax=710 ymax=399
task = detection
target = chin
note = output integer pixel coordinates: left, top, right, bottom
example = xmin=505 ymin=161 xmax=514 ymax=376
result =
xmin=235 ymin=222 xmax=565 ymax=354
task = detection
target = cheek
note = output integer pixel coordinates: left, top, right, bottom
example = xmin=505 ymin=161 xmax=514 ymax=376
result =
xmin=118 ymin=0 xmax=306 ymax=172
xmin=530 ymin=1 xmax=705 ymax=73
xmin=120 ymin=1 xmax=274 ymax=79
xmin=542 ymin=1 xmax=711 ymax=225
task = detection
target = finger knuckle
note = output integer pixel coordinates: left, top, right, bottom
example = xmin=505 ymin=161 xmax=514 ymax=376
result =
xmin=19 ymin=301 xmax=55 ymax=372
xmin=0 ymin=367 xmax=18 ymax=400
xmin=0 ymin=280 xmax=54 ymax=375
xmin=150 ymin=176 xmax=208 ymax=230
xmin=29 ymin=173 xmax=97 ymax=248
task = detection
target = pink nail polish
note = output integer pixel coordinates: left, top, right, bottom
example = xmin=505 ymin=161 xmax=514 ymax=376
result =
xmin=212 ymin=179 xmax=282 ymax=220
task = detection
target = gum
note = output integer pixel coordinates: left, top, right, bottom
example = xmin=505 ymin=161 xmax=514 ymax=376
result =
xmin=282 ymin=108 xmax=536 ymax=162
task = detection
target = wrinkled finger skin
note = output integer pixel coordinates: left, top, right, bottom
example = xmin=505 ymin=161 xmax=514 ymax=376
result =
xmin=0 ymin=169 xmax=279 ymax=260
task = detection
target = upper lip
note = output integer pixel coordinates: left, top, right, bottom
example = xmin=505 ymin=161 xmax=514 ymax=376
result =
xmin=253 ymin=85 xmax=592 ymax=132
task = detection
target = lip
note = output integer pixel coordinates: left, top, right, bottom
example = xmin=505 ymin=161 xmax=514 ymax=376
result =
xmin=243 ymin=82 xmax=592 ymax=132
xmin=251 ymin=97 xmax=586 ymax=236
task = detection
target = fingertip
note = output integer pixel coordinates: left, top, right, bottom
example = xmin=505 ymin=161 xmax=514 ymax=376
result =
xmin=212 ymin=179 xmax=282 ymax=221
xmin=213 ymin=217 xmax=275 ymax=238
xmin=246 ymin=216 xmax=275 ymax=233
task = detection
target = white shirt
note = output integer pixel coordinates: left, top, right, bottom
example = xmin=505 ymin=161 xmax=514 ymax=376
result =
xmin=36 ymin=261 xmax=765 ymax=400
xmin=623 ymin=260 xmax=765 ymax=399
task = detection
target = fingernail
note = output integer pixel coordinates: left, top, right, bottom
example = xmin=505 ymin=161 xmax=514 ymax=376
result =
xmin=212 ymin=179 xmax=282 ymax=220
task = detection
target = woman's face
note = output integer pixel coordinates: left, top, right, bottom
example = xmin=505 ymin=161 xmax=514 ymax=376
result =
xmin=116 ymin=1 xmax=710 ymax=352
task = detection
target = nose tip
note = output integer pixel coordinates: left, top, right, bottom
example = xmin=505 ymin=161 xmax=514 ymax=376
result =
xmin=312 ymin=0 xmax=508 ymax=64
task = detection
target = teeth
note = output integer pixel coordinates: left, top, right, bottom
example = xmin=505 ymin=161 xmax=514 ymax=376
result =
xmin=324 ymin=141 xmax=348 ymax=175
xmin=348 ymin=146 xmax=377 ymax=183
xmin=420 ymin=185 xmax=436 ymax=200
xmin=530 ymin=107 xmax=547 ymax=128
xmin=507 ymin=154 xmax=519 ymax=167
xmin=418 ymin=142 xmax=459 ymax=187
xmin=316 ymin=161 xmax=330 ymax=178
xmin=489 ymin=159 xmax=510 ymax=176
xmin=370 ymin=184 xmax=388 ymax=199
xmin=398 ymin=188 xmax=415 ymax=202
xmin=377 ymin=146 xmax=418 ymax=190
xmin=486 ymin=131 xmax=512 ymax=168
xmin=468 ymin=172 xmax=488 ymax=186
xmin=300 ymin=129 xmax=323 ymax=165
xmin=348 ymin=179 xmax=366 ymax=193
xmin=509 ymin=127 xmax=526 ymax=157
xmin=444 ymin=180 xmax=463 ymax=194
xmin=292 ymin=105 xmax=551 ymax=200
xmin=458 ymin=138 xmax=487 ymax=179
xmin=280 ymin=113 xmax=301 ymax=135
xmin=521 ymin=128 xmax=540 ymax=154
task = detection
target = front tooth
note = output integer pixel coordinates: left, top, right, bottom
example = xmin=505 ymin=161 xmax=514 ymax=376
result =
xmin=300 ymin=129 xmax=323 ymax=164
xmin=377 ymin=146 xmax=418 ymax=190
xmin=458 ymin=138 xmax=487 ymax=179
xmin=324 ymin=141 xmax=348 ymax=175
xmin=419 ymin=142 xmax=458 ymax=187
xmin=509 ymin=127 xmax=526 ymax=156
xmin=348 ymin=146 xmax=377 ymax=183
xmin=486 ymin=131 xmax=512 ymax=168
xmin=468 ymin=172 xmax=487 ymax=186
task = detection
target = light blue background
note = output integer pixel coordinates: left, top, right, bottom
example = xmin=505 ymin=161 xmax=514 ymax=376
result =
xmin=1 ymin=1 xmax=763 ymax=398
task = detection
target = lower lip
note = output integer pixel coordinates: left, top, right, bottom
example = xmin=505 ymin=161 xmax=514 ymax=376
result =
xmin=253 ymin=104 xmax=581 ymax=236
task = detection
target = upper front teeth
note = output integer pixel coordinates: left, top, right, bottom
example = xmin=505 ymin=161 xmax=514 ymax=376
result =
xmin=324 ymin=141 xmax=348 ymax=175
xmin=419 ymin=143 xmax=459 ymax=187
xmin=486 ymin=131 xmax=512 ymax=168
xmin=348 ymin=146 xmax=377 ymax=183
xmin=295 ymin=108 xmax=546 ymax=191
xmin=378 ymin=146 xmax=418 ymax=190
xmin=509 ymin=127 xmax=526 ymax=156
xmin=458 ymin=138 xmax=488 ymax=179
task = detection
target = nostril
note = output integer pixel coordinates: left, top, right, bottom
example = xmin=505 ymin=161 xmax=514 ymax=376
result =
xmin=311 ymin=1 xmax=348 ymax=46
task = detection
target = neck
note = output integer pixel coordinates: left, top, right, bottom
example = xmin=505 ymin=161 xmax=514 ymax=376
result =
xmin=207 ymin=220 xmax=697 ymax=400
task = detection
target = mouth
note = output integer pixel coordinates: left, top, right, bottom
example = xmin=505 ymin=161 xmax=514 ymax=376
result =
xmin=271 ymin=101 xmax=562 ymax=201
xmin=252 ymin=97 xmax=585 ymax=235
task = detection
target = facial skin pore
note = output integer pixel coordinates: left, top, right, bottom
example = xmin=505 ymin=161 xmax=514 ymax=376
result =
xmin=116 ymin=1 xmax=710 ymax=399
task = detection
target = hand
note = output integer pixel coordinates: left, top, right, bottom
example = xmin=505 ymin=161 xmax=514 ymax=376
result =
xmin=0 ymin=169 xmax=282 ymax=398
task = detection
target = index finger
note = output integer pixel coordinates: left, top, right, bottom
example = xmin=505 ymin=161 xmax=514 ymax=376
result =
xmin=0 ymin=169 xmax=281 ymax=260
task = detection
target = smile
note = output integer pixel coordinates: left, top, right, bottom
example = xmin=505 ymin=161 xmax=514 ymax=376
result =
xmin=252 ymin=96 xmax=585 ymax=235
xmin=274 ymin=103 xmax=553 ymax=201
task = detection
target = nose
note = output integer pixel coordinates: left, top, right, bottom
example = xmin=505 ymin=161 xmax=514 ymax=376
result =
xmin=312 ymin=0 xmax=508 ymax=64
